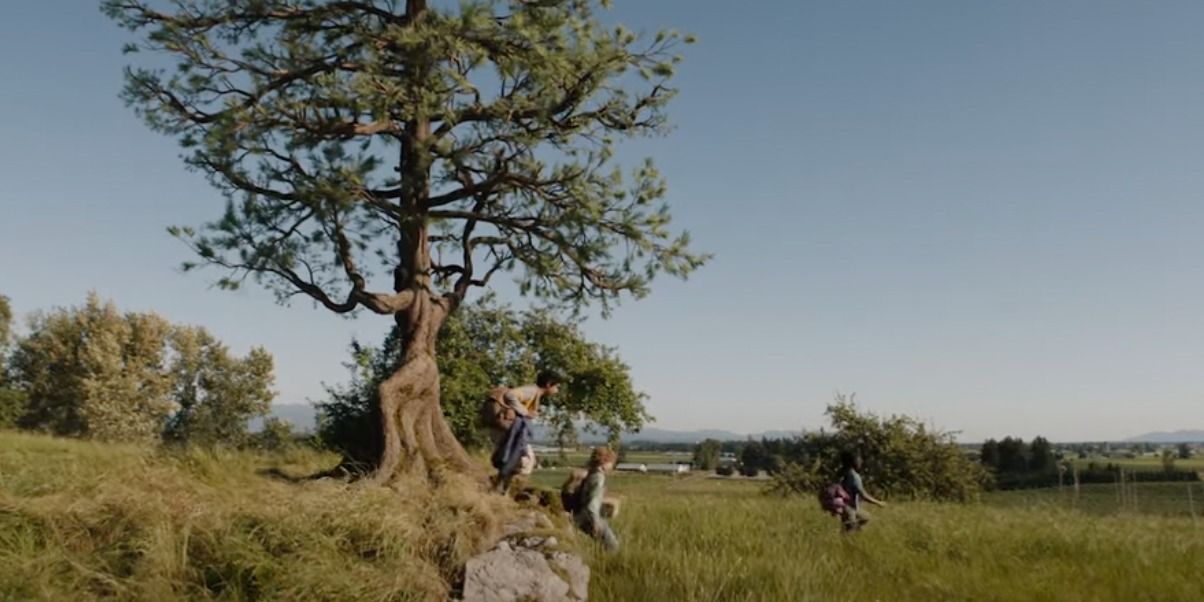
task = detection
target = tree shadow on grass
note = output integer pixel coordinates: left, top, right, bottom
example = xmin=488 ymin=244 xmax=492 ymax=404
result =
xmin=256 ymin=461 xmax=366 ymax=484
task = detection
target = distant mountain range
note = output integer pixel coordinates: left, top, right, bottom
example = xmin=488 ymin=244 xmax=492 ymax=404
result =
xmin=254 ymin=404 xmax=801 ymax=442
xmin=1126 ymin=430 xmax=1204 ymax=443
xmin=259 ymin=403 xmax=1202 ymax=444
xmin=250 ymin=403 xmax=321 ymax=433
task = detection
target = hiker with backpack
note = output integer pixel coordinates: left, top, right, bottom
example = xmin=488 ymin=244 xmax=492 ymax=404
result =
xmin=485 ymin=371 xmax=563 ymax=494
xmin=834 ymin=450 xmax=886 ymax=531
xmin=564 ymin=446 xmax=620 ymax=551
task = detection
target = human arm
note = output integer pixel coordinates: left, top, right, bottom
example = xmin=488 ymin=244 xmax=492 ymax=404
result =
xmin=850 ymin=472 xmax=886 ymax=507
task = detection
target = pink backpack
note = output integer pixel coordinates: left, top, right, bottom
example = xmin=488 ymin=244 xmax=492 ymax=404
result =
xmin=818 ymin=483 xmax=851 ymax=516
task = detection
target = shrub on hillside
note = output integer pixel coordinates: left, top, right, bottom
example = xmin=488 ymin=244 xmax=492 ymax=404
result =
xmin=0 ymin=389 xmax=25 ymax=430
xmin=7 ymin=293 xmax=275 ymax=445
xmin=315 ymin=297 xmax=649 ymax=468
xmin=769 ymin=397 xmax=992 ymax=502
xmin=162 ymin=326 xmax=275 ymax=446
xmin=0 ymin=294 xmax=23 ymax=428
xmin=765 ymin=460 xmax=826 ymax=496
xmin=11 ymin=294 xmax=176 ymax=442
xmin=249 ymin=417 xmax=297 ymax=452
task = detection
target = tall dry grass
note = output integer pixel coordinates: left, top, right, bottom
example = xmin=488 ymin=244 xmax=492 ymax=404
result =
xmin=0 ymin=431 xmax=514 ymax=601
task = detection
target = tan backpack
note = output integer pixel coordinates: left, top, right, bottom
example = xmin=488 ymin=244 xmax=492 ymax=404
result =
xmin=560 ymin=468 xmax=620 ymax=517
xmin=478 ymin=386 xmax=517 ymax=433
xmin=560 ymin=468 xmax=590 ymax=513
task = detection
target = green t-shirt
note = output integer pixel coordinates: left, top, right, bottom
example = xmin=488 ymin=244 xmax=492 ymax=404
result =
xmin=576 ymin=469 xmax=606 ymax=524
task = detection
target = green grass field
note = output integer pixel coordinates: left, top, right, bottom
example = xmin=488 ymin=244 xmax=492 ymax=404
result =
xmin=1072 ymin=455 xmax=1204 ymax=472
xmin=3 ymin=434 xmax=1202 ymax=601
xmin=984 ymin=481 xmax=1204 ymax=518
xmin=533 ymin=470 xmax=1204 ymax=602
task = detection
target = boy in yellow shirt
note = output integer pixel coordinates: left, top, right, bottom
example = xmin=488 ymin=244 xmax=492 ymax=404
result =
xmin=492 ymin=370 xmax=562 ymax=493
xmin=500 ymin=371 xmax=561 ymax=418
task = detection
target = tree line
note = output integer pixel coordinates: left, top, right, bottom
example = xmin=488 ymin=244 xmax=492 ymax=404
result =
xmin=979 ymin=436 xmax=1199 ymax=490
xmin=689 ymin=417 xmax=1200 ymax=498
xmin=0 ymin=292 xmax=646 ymax=456
xmin=0 ymin=293 xmax=278 ymax=447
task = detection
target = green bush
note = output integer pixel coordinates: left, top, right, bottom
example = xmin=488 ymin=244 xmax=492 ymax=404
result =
xmin=765 ymin=459 xmax=826 ymax=496
xmin=769 ymin=397 xmax=991 ymax=502
xmin=316 ymin=297 xmax=649 ymax=466
xmin=249 ymin=417 xmax=296 ymax=452
xmin=0 ymin=388 xmax=26 ymax=430
xmin=6 ymin=293 xmax=274 ymax=446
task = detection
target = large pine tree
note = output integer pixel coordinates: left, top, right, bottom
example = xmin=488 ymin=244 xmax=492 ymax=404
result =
xmin=105 ymin=0 xmax=705 ymax=482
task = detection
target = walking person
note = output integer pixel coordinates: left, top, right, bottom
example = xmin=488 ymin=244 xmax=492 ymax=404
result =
xmin=839 ymin=450 xmax=887 ymax=531
xmin=573 ymin=446 xmax=620 ymax=551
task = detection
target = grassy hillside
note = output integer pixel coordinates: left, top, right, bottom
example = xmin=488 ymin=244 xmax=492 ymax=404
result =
xmin=5 ymin=433 xmax=1202 ymax=601
xmin=0 ymin=432 xmax=513 ymax=601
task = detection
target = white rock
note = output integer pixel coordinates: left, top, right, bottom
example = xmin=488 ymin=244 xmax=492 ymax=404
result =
xmin=549 ymin=551 xmax=590 ymax=600
xmin=460 ymin=513 xmax=589 ymax=601
xmin=462 ymin=547 xmax=583 ymax=602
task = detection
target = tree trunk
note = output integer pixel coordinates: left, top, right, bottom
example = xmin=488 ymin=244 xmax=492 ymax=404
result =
xmin=369 ymin=291 xmax=475 ymax=484
xmin=362 ymin=0 xmax=472 ymax=485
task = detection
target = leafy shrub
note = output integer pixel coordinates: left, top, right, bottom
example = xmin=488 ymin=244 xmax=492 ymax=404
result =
xmin=316 ymin=297 xmax=648 ymax=466
xmin=7 ymin=293 xmax=274 ymax=445
xmin=769 ymin=397 xmax=992 ymax=502
xmin=249 ymin=417 xmax=296 ymax=452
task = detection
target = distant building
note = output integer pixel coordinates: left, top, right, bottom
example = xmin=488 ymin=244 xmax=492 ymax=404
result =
xmin=645 ymin=463 xmax=690 ymax=475
xmin=615 ymin=462 xmax=690 ymax=475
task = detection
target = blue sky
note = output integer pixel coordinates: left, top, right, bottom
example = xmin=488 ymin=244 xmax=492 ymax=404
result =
xmin=3 ymin=1 xmax=1204 ymax=441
